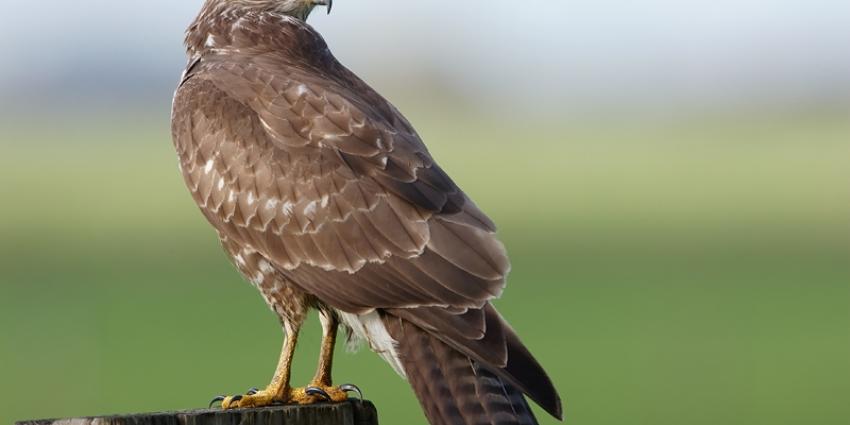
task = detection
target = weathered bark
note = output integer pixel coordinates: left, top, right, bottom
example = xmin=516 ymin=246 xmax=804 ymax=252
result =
xmin=16 ymin=400 xmax=378 ymax=425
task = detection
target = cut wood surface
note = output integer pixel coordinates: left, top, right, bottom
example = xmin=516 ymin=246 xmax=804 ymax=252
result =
xmin=16 ymin=400 xmax=378 ymax=425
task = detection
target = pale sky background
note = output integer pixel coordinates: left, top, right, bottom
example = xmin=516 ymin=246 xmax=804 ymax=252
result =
xmin=0 ymin=0 xmax=848 ymax=113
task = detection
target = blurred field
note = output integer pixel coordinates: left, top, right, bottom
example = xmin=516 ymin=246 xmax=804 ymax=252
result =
xmin=0 ymin=108 xmax=848 ymax=425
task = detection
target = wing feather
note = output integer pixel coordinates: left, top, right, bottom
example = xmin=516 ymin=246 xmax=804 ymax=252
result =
xmin=173 ymin=49 xmax=508 ymax=309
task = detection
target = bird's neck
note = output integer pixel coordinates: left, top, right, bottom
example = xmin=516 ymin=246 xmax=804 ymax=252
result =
xmin=185 ymin=2 xmax=236 ymax=55
xmin=184 ymin=2 xmax=316 ymax=57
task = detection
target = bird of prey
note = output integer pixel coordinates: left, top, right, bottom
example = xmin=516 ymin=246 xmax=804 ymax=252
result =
xmin=171 ymin=1 xmax=562 ymax=424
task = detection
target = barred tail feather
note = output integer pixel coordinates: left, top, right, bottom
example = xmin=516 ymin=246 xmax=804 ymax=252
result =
xmin=385 ymin=316 xmax=543 ymax=425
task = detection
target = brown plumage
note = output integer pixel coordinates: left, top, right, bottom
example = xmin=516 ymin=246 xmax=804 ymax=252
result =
xmin=171 ymin=1 xmax=562 ymax=424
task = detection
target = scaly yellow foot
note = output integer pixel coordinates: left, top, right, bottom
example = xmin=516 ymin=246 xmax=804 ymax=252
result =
xmin=220 ymin=387 xmax=278 ymax=409
xmin=211 ymin=384 xmax=361 ymax=409
xmin=303 ymin=383 xmax=362 ymax=403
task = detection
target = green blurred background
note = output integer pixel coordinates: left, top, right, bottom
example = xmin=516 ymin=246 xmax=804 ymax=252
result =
xmin=1 ymin=1 xmax=849 ymax=424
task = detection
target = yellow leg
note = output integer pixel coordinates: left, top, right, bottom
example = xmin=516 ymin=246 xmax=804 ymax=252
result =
xmin=221 ymin=320 xmax=303 ymax=408
xmin=215 ymin=311 xmax=355 ymax=409
xmin=312 ymin=310 xmax=338 ymax=387
xmin=296 ymin=311 xmax=352 ymax=402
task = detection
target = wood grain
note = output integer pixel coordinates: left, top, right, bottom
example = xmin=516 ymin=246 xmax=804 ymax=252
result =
xmin=16 ymin=400 xmax=378 ymax=425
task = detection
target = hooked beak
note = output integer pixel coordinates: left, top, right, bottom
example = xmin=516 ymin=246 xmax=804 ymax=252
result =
xmin=312 ymin=0 xmax=333 ymax=14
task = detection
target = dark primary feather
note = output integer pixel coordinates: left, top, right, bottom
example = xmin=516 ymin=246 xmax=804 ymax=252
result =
xmin=172 ymin=10 xmax=561 ymax=424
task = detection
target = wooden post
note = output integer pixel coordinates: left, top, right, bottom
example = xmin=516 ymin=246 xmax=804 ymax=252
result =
xmin=16 ymin=400 xmax=378 ymax=425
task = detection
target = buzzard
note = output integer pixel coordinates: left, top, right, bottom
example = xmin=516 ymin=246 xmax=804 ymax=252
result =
xmin=171 ymin=1 xmax=562 ymax=424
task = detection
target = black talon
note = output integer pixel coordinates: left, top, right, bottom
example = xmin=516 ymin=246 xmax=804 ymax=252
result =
xmin=231 ymin=395 xmax=243 ymax=403
xmin=340 ymin=384 xmax=363 ymax=399
xmin=209 ymin=396 xmax=226 ymax=408
xmin=305 ymin=386 xmax=331 ymax=401
xmin=247 ymin=387 xmax=259 ymax=395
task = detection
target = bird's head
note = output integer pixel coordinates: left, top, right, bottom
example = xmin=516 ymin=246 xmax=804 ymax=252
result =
xmin=220 ymin=0 xmax=332 ymax=20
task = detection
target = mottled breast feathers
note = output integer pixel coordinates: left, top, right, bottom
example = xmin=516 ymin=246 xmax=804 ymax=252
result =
xmin=171 ymin=14 xmax=510 ymax=314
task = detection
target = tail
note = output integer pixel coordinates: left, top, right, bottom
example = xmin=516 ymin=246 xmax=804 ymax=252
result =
xmin=384 ymin=316 xmax=561 ymax=425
